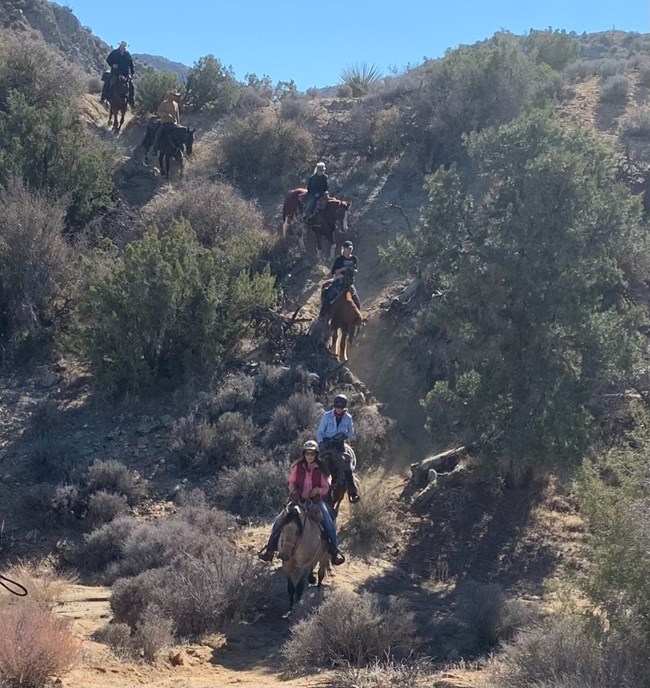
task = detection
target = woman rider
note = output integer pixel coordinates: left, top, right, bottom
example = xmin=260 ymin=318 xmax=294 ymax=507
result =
xmin=258 ymin=440 xmax=345 ymax=566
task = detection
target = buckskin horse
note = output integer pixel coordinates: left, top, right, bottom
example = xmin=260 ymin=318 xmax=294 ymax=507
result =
xmin=107 ymin=75 xmax=129 ymax=133
xmin=282 ymin=188 xmax=351 ymax=260
xmin=278 ymin=501 xmax=330 ymax=610
xmin=141 ymin=123 xmax=195 ymax=178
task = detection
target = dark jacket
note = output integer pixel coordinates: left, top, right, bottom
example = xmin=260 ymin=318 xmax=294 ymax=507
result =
xmin=107 ymin=49 xmax=134 ymax=77
xmin=307 ymin=173 xmax=329 ymax=197
xmin=331 ymin=254 xmax=358 ymax=278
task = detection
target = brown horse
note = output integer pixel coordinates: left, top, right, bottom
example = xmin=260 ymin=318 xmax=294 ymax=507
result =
xmin=107 ymin=75 xmax=129 ymax=133
xmin=278 ymin=502 xmax=330 ymax=610
xmin=326 ymin=289 xmax=362 ymax=363
xmin=282 ymin=188 xmax=351 ymax=260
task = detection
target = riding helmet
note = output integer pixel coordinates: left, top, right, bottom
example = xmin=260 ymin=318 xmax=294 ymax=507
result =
xmin=303 ymin=440 xmax=319 ymax=453
xmin=342 ymin=240 xmax=354 ymax=249
xmin=333 ymin=394 xmax=348 ymax=409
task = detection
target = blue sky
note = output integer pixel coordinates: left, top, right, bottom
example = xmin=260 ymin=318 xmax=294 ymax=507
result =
xmin=63 ymin=0 xmax=649 ymax=90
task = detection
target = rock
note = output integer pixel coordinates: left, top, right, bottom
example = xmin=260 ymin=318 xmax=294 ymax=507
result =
xmin=169 ymin=651 xmax=185 ymax=666
xmin=38 ymin=371 xmax=59 ymax=388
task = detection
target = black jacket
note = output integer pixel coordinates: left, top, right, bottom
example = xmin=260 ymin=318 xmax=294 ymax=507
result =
xmin=307 ymin=173 xmax=329 ymax=197
xmin=107 ymin=49 xmax=134 ymax=77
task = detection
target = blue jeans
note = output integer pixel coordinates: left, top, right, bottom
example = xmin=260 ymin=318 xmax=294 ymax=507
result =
xmin=305 ymin=194 xmax=318 ymax=216
xmin=270 ymin=501 xmax=337 ymax=548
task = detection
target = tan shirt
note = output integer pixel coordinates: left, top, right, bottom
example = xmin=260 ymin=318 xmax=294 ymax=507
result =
xmin=157 ymin=98 xmax=180 ymax=124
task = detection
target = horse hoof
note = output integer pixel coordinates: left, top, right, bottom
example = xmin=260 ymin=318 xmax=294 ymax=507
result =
xmin=308 ymin=574 xmax=317 ymax=585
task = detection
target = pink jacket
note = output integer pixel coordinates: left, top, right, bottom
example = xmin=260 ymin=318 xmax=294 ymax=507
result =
xmin=289 ymin=462 xmax=331 ymax=501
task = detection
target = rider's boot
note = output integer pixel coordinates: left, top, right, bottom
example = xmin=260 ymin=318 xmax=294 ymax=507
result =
xmin=258 ymin=531 xmax=280 ymax=562
xmin=345 ymin=469 xmax=360 ymax=503
xmin=328 ymin=543 xmax=346 ymax=566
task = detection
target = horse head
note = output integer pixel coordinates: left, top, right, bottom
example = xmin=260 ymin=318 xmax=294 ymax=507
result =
xmin=335 ymin=199 xmax=351 ymax=231
xmin=184 ymin=127 xmax=196 ymax=156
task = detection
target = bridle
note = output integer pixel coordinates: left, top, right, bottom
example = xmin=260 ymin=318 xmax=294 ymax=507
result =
xmin=0 ymin=573 xmax=28 ymax=596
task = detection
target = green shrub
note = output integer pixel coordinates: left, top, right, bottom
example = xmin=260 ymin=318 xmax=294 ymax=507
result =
xmin=600 ymin=74 xmax=629 ymax=104
xmin=371 ymin=106 xmax=402 ymax=157
xmin=185 ymin=54 xmax=239 ymax=114
xmin=72 ymin=218 xmax=277 ymax=396
xmin=524 ymin=29 xmax=580 ymax=71
xmin=410 ymin=112 xmax=647 ymax=469
xmin=134 ymin=68 xmax=182 ymax=115
xmin=219 ymin=110 xmax=315 ymax=194
xmin=84 ymin=459 xmax=147 ymax=506
xmin=86 ymin=490 xmax=129 ymax=527
xmin=340 ymin=63 xmax=383 ymax=97
xmin=621 ymin=106 xmax=650 ymax=137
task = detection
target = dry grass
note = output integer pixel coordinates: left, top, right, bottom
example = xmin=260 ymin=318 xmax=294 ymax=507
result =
xmin=341 ymin=474 xmax=401 ymax=557
xmin=283 ymin=590 xmax=417 ymax=670
xmin=0 ymin=562 xmax=77 ymax=612
xmin=0 ymin=603 xmax=79 ymax=688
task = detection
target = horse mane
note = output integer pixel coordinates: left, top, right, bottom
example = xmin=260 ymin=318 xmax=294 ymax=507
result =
xmin=283 ymin=504 xmax=304 ymax=535
xmin=343 ymin=290 xmax=362 ymax=318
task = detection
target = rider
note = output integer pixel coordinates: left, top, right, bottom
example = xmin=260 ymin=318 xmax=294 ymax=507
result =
xmin=305 ymin=162 xmax=329 ymax=218
xmin=101 ymin=41 xmax=135 ymax=108
xmin=319 ymin=241 xmax=361 ymax=319
xmin=258 ymin=440 xmax=345 ymax=566
xmin=316 ymin=394 xmax=360 ymax=502
xmin=152 ymin=90 xmax=181 ymax=153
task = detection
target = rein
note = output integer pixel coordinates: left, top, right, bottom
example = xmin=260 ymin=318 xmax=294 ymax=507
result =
xmin=0 ymin=574 xmax=28 ymax=597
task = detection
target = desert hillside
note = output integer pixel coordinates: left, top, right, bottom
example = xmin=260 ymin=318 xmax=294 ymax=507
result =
xmin=1 ymin=11 xmax=650 ymax=688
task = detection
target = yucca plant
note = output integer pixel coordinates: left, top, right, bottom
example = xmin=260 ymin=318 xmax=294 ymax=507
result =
xmin=339 ymin=62 xmax=382 ymax=97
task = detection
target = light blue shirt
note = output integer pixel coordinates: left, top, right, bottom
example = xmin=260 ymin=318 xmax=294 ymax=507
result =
xmin=316 ymin=409 xmax=355 ymax=444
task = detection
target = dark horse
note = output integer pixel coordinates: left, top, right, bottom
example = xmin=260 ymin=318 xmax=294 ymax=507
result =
xmin=282 ymin=188 xmax=351 ymax=261
xmin=107 ymin=75 xmax=129 ymax=133
xmin=141 ymin=122 xmax=195 ymax=178
xmin=321 ymin=437 xmax=361 ymax=515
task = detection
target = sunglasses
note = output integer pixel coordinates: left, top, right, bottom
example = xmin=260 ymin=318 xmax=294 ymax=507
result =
xmin=304 ymin=450 xmax=317 ymax=455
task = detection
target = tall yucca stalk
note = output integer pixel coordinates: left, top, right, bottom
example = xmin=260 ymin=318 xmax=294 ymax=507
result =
xmin=339 ymin=62 xmax=383 ymax=97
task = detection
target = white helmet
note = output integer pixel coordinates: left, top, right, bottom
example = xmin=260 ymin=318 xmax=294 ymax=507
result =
xmin=303 ymin=440 xmax=319 ymax=453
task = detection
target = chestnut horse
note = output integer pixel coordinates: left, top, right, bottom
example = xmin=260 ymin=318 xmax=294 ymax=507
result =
xmin=282 ymin=188 xmax=351 ymax=260
xmin=278 ymin=502 xmax=330 ymax=610
xmin=320 ymin=286 xmax=362 ymax=363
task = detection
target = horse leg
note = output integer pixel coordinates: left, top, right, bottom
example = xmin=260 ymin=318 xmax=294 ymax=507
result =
xmin=315 ymin=231 xmax=322 ymax=262
xmin=317 ymin=561 xmax=327 ymax=587
xmin=330 ymin=327 xmax=338 ymax=357
xmin=295 ymin=574 xmax=307 ymax=603
xmin=118 ymin=108 xmax=125 ymax=133
xmin=287 ymin=579 xmax=295 ymax=610
xmin=329 ymin=237 xmax=336 ymax=261
xmin=282 ymin=217 xmax=289 ymax=240
xmin=340 ymin=329 xmax=349 ymax=363
xmin=178 ymin=152 xmax=184 ymax=179
xmin=159 ymin=151 xmax=166 ymax=177
xmin=298 ymin=226 xmax=305 ymax=252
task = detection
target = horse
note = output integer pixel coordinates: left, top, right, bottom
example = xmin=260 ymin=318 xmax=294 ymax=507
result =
xmin=327 ymin=289 xmax=362 ymax=363
xmin=141 ymin=123 xmax=195 ymax=178
xmin=158 ymin=125 xmax=195 ymax=179
xmin=321 ymin=440 xmax=361 ymax=515
xmin=282 ymin=188 xmax=351 ymax=261
xmin=278 ymin=501 xmax=330 ymax=610
xmin=107 ymin=75 xmax=129 ymax=133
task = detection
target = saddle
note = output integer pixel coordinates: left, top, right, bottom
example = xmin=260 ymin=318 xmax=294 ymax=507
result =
xmin=283 ymin=501 xmax=324 ymax=531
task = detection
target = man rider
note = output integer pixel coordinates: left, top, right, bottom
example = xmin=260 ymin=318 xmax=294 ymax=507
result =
xmin=316 ymin=394 xmax=360 ymax=502
xmin=319 ymin=241 xmax=361 ymax=319
xmin=305 ymin=161 xmax=329 ymax=218
xmin=152 ymin=91 xmax=181 ymax=154
xmin=101 ymin=41 xmax=135 ymax=108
